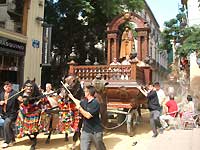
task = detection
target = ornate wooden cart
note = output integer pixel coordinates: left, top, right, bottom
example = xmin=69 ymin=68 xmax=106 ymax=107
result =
xmin=68 ymin=62 xmax=151 ymax=136
xmin=68 ymin=12 xmax=152 ymax=136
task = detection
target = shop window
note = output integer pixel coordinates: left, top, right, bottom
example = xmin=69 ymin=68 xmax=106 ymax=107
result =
xmin=0 ymin=55 xmax=18 ymax=71
xmin=4 ymin=55 xmax=10 ymax=68
xmin=0 ymin=55 xmax=2 ymax=67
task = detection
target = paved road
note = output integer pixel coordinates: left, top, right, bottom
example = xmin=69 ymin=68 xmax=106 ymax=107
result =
xmin=1 ymin=111 xmax=200 ymax=150
xmin=133 ymin=128 xmax=200 ymax=150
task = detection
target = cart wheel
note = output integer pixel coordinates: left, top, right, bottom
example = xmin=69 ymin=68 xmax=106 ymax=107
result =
xmin=127 ymin=109 xmax=138 ymax=137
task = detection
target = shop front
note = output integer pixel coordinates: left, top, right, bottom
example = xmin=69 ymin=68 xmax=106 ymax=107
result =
xmin=0 ymin=36 xmax=26 ymax=90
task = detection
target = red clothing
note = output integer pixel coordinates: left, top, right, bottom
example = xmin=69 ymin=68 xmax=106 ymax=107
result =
xmin=166 ymin=100 xmax=178 ymax=117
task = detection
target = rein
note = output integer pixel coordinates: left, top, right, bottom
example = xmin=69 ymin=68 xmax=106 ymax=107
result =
xmin=3 ymin=88 xmax=26 ymax=102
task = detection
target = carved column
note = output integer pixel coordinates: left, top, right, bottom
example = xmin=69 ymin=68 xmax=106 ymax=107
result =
xmin=107 ymin=36 xmax=111 ymax=65
xmin=142 ymin=66 xmax=152 ymax=84
xmin=107 ymin=32 xmax=118 ymax=64
xmin=137 ymin=36 xmax=142 ymax=60
xmin=143 ymin=33 xmax=149 ymax=60
xmin=113 ymin=38 xmax=117 ymax=59
xmin=130 ymin=61 xmax=137 ymax=81
xmin=136 ymin=28 xmax=150 ymax=61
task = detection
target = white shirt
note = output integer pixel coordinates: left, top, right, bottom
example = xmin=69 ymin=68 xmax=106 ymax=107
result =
xmin=156 ymin=89 xmax=166 ymax=106
xmin=121 ymin=60 xmax=131 ymax=65
xmin=110 ymin=62 xmax=121 ymax=65
xmin=43 ymin=90 xmax=55 ymax=95
xmin=184 ymin=101 xmax=195 ymax=113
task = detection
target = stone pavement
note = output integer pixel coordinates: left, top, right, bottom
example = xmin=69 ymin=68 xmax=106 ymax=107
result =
xmin=132 ymin=128 xmax=200 ymax=150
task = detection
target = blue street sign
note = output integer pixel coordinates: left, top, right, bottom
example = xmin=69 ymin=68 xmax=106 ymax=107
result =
xmin=32 ymin=39 xmax=40 ymax=48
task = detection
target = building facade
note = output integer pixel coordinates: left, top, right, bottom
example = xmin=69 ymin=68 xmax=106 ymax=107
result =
xmin=186 ymin=0 xmax=200 ymax=99
xmin=139 ymin=1 xmax=168 ymax=83
xmin=0 ymin=0 xmax=44 ymax=88
xmin=187 ymin=0 xmax=200 ymax=26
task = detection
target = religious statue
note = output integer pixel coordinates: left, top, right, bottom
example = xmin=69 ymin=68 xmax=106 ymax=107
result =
xmin=120 ymin=26 xmax=134 ymax=59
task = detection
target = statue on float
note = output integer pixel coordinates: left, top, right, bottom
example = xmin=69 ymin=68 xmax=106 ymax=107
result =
xmin=120 ymin=26 xmax=134 ymax=59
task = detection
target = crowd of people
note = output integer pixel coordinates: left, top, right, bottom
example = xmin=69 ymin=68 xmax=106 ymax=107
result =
xmin=0 ymin=80 xmax=106 ymax=150
xmin=138 ymin=82 xmax=196 ymax=137
xmin=110 ymin=53 xmax=145 ymax=67
xmin=0 ymin=77 xmax=197 ymax=149
xmin=109 ymin=53 xmax=146 ymax=80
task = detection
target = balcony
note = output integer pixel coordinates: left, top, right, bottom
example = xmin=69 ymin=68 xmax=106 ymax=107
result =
xmin=69 ymin=62 xmax=151 ymax=85
xmin=0 ymin=1 xmax=23 ymax=33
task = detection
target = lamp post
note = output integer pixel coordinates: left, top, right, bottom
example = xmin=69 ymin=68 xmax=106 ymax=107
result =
xmin=41 ymin=23 xmax=53 ymax=66
xmin=40 ymin=22 xmax=53 ymax=87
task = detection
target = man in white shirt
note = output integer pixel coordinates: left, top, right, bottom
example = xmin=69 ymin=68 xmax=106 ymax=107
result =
xmin=43 ymin=83 xmax=57 ymax=108
xmin=154 ymin=82 xmax=166 ymax=114
xmin=43 ymin=83 xmax=54 ymax=95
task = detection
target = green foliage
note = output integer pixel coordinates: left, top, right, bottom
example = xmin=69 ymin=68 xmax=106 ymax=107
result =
xmin=177 ymin=26 xmax=200 ymax=56
xmin=159 ymin=7 xmax=188 ymax=54
xmin=44 ymin=0 xmax=144 ymax=81
xmin=160 ymin=5 xmax=200 ymax=58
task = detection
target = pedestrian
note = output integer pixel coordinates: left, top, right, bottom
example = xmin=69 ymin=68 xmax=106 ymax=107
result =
xmin=181 ymin=95 xmax=195 ymax=123
xmin=183 ymin=95 xmax=195 ymax=113
xmin=154 ymin=82 xmax=166 ymax=114
xmin=138 ymin=83 xmax=163 ymax=137
xmin=0 ymin=81 xmax=19 ymax=148
xmin=68 ymin=85 xmax=107 ymax=150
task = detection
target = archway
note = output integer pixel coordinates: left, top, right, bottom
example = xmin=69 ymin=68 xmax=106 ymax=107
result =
xmin=107 ymin=12 xmax=150 ymax=64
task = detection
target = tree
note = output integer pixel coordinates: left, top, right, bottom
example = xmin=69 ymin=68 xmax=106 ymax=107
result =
xmin=44 ymin=0 xmax=144 ymax=84
xmin=159 ymin=7 xmax=188 ymax=63
xmin=177 ymin=26 xmax=200 ymax=56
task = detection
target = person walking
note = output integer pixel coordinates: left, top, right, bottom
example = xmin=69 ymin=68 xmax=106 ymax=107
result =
xmin=68 ymin=85 xmax=106 ymax=150
xmin=154 ymin=82 xmax=166 ymax=114
xmin=0 ymin=81 xmax=19 ymax=148
xmin=138 ymin=83 xmax=163 ymax=137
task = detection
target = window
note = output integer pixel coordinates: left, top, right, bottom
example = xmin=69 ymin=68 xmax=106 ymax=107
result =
xmin=0 ymin=21 xmax=5 ymax=28
xmin=0 ymin=0 xmax=6 ymax=4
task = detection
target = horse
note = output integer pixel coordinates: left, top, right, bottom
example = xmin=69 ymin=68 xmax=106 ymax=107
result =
xmin=45 ymin=75 xmax=84 ymax=149
xmin=16 ymin=79 xmax=45 ymax=150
